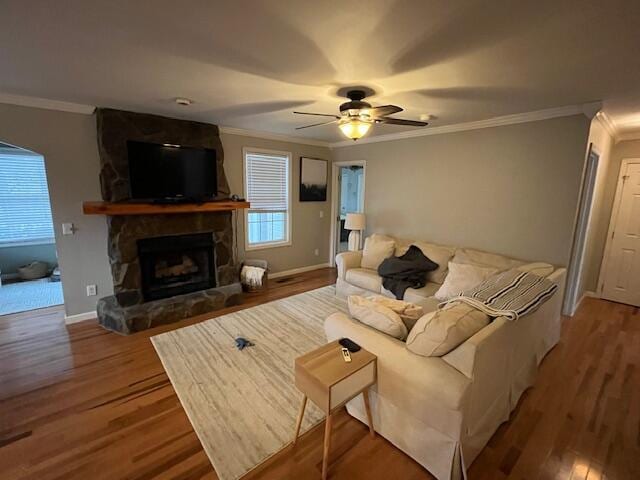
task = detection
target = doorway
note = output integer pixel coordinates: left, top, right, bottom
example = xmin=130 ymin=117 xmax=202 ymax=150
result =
xmin=598 ymin=158 xmax=640 ymax=307
xmin=329 ymin=161 xmax=366 ymax=264
xmin=0 ymin=142 xmax=63 ymax=316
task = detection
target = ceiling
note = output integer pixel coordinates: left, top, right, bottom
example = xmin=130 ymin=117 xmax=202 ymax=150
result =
xmin=1 ymin=0 xmax=640 ymax=143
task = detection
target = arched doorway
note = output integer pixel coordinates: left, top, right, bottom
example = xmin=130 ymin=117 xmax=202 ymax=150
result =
xmin=0 ymin=141 xmax=63 ymax=315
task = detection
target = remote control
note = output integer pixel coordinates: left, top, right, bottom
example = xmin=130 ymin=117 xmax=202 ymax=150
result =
xmin=341 ymin=347 xmax=352 ymax=363
xmin=339 ymin=338 xmax=361 ymax=353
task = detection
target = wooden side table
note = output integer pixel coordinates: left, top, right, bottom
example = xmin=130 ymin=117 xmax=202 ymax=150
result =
xmin=293 ymin=341 xmax=377 ymax=480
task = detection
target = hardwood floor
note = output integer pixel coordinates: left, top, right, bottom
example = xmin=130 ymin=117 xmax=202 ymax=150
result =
xmin=0 ymin=268 xmax=638 ymax=480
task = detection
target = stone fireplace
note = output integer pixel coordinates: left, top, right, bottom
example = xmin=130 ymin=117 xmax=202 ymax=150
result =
xmin=93 ymin=109 xmax=243 ymax=334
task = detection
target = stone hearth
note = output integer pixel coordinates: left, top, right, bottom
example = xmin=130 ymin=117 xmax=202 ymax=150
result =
xmin=94 ymin=109 xmax=243 ymax=334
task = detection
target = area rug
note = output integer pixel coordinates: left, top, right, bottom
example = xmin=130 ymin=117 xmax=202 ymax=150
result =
xmin=151 ymin=285 xmax=348 ymax=480
xmin=0 ymin=279 xmax=63 ymax=316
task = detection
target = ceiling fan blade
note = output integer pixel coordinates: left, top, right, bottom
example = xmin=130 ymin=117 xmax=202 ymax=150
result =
xmin=379 ymin=117 xmax=428 ymax=127
xmin=368 ymin=105 xmax=403 ymax=117
xmin=293 ymin=111 xmax=341 ymax=119
xmin=295 ymin=119 xmax=339 ymax=130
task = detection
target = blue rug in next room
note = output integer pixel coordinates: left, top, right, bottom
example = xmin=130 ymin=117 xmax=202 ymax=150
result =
xmin=0 ymin=279 xmax=63 ymax=316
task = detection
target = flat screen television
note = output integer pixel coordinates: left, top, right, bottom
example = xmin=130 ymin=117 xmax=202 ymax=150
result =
xmin=127 ymin=141 xmax=217 ymax=201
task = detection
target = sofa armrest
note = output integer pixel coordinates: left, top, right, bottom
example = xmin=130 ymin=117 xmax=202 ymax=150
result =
xmin=324 ymin=312 xmax=470 ymax=414
xmin=335 ymin=251 xmax=363 ymax=279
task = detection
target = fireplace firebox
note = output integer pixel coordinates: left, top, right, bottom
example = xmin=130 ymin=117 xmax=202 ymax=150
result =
xmin=138 ymin=233 xmax=216 ymax=301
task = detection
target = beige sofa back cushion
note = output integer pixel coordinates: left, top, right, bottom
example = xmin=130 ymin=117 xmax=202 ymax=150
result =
xmin=516 ymin=262 xmax=555 ymax=277
xmin=361 ymin=234 xmax=396 ymax=270
xmin=406 ymin=303 xmax=490 ymax=357
xmin=348 ymin=295 xmax=408 ymax=340
xmin=434 ymin=262 xmax=499 ymax=301
xmin=453 ymin=248 xmax=524 ymax=271
xmin=394 ymin=239 xmax=455 ymax=284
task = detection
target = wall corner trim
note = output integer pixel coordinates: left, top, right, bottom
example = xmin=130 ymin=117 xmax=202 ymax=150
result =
xmin=330 ymin=102 xmax=602 ymax=148
xmin=64 ymin=310 xmax=97 ymax=324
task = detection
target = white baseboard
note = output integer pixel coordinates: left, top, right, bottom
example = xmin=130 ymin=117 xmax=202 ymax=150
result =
xmin=64 ymin=310 xmax=97 ymax=324
xmin=270 ymin=263 xmax=331 ymax=280
xmin=573 ymin=290 xmax=599 ymax=315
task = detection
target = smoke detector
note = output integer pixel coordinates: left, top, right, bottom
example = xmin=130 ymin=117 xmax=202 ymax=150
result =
xmin=175 ymin=97 xmax=193 ymax=106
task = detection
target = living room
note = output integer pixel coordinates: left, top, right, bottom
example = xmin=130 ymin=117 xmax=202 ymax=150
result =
xmin=1 ymin=2 xmax=639 ymax=479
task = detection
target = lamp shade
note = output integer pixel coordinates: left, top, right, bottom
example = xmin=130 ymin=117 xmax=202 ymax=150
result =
xmin=339 ymin=120 xmax=371 ymax=140
xmin=344 ymin=213 xmax=366 ymax=231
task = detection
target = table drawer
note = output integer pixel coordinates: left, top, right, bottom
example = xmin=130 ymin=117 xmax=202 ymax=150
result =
xmin=330 ymin=361 xmax=375 ymax=410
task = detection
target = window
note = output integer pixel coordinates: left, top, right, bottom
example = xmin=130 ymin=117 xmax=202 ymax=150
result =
xmin=243 ymin=148 xmax=291 ymax=250
xmin=0 ymin=148 xmax=55 ymax=246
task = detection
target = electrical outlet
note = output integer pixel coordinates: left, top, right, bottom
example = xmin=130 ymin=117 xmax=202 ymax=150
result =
xmin=314 ymin=248 xmax=319 ymax=256
xmin=319 ymin=210 xmax=324 ymax=218
xmin=86 ymin=284 xmax=97 ymax=296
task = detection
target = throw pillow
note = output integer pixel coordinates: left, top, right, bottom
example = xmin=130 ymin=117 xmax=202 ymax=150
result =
xmin=361 ymin=234 xmax=396 ymax=270
xmin=434 ymin=262 xmax=499 ymax=301
xmin=406 ymin=302 xmax=490 ymax=357
xmin=348 ymin=295 xmax=408 ymax=340
xmin=367 ymin=295 xmax=424 ymax=330
xmin=516 ymin=262 xmax=554 ymax=277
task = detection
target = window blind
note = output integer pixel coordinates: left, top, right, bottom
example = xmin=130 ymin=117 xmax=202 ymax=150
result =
xmin=0 ymin=149 xmax=55 ymax=245
xmin=244 ymin=152 xmax=289 ymax=211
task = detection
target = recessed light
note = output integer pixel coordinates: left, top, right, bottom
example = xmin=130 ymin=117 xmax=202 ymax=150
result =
xmin=175 ymin=97 xmax=193 ymax=106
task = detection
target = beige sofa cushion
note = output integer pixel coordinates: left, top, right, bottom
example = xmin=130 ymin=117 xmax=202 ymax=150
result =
xmin=348 ymin=295 xmax=408 ymax=340
xmin=402 ymin=283 xmax=440 ymax=304
xmin=345 ymin=268 xmax=382 ymax=292
xmin=367 ymin=295 xmax=424 ymax=331
xmin=361 ymin=234 xmax=396 ymax=270
xmin=413 ymin=242 xmax=456 ymax=284
xmin=453 ymin=248 xmax=524 ymax=271
xmin=406 ymin=303 xmax=490 ymax=357
xmin=434 ymin=262 xmax=499 ymax=301
xmin=394 ymin=240 xmax=455 ymax=285
xmin=516 ymin=262 xmax=555 ymax=277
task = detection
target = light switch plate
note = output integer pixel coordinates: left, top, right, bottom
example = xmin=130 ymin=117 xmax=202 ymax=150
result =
xmin=319 ymin=211 xmax=324 ymax=218
xmin=62 ymin=223 xmax=74 ymax=235
xmin=86 ymin=284 xmax=97 ymax=296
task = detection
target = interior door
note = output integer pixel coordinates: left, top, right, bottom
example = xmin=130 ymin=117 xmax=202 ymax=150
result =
xmin=335 ymin=165 xmax=364 ymax=254
xmin=601 ymin=161 xmax=640 ymax=306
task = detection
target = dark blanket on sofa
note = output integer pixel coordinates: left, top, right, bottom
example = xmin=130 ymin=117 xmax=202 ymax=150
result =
xmin=378 ymin=245 xmax=438 ymax=299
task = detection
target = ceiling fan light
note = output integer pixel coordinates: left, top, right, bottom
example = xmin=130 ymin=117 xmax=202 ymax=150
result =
xmin=339 ymin=120 xmax=371 ymax=140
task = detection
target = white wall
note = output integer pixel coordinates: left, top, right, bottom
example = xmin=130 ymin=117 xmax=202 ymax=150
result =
xmin=333 ymin=115 xmax=591 ymax=266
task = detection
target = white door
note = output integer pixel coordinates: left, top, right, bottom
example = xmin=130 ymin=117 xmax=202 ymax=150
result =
xmin=601 ymin=161 xmax=640 ymax=306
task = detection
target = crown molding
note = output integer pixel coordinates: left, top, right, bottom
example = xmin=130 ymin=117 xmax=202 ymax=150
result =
xmin=595 ymin=110 xmax=640 ymax=143
xmin=330 ymin=102 xmax=602 ymax=148
xmin=219 ymin=126 xmax=330 ymax=148
xmin=616 ymin=130 xmax=640 ymax=142
xmin=594 ymin=111 xmax=619 ymax=141
xmin=0 ymin=92 xmax=95 ymax=115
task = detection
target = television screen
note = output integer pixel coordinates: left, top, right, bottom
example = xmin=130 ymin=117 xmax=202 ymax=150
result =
xmin=127 ymin=141 xmax=217 ymax=201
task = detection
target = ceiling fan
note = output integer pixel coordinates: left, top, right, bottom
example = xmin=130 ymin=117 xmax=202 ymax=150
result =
xmin=294 ymin=89 xmax=428 ymax=140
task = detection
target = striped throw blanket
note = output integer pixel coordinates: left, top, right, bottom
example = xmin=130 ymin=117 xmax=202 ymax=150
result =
xmin=441 ymin=269 xmax=558 ymax=321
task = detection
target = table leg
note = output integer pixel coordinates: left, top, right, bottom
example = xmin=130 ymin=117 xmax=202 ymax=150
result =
xmin=292 ymin=395 xmax=307 ymax=446
xmin=363 ymin=387 xmax=375 ymax=438
xmin=322 ymin=413 xmax=333 ymax=480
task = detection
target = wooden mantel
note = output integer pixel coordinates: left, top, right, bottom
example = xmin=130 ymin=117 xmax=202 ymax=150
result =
xmin=82 ymin=200 xmax=250 ymax=216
